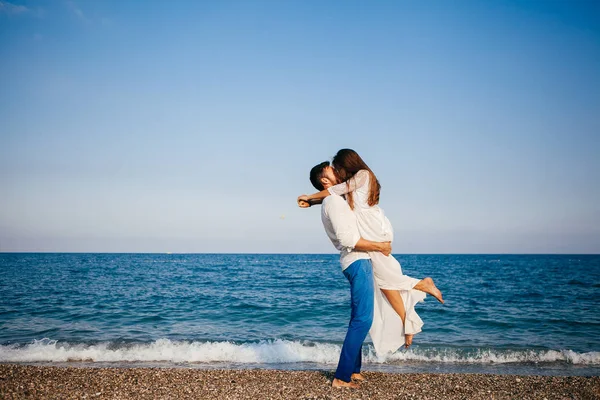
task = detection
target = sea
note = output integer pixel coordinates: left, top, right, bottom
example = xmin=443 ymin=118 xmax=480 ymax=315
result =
xmin=0 ymin=253 xmax=599 ymax=376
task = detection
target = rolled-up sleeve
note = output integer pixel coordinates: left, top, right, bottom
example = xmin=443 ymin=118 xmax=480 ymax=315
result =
xmin=325 ymin=196 xmax=361 ymax=251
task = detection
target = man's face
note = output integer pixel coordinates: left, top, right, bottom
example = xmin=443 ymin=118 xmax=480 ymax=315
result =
xmin=323 ymin=166 xmax=339 ymax=186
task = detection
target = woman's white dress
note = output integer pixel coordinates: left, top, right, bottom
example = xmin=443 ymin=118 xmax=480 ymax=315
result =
xmin=328 ymin=170 xmax=426 ymax=355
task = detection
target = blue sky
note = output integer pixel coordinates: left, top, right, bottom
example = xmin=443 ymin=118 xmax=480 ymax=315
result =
xmin=1 ymin=0 xmax=598 ymax=253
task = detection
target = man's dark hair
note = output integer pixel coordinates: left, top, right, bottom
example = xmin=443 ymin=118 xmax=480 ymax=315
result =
xmin=309 ymin=161 xmax=330 ymax=191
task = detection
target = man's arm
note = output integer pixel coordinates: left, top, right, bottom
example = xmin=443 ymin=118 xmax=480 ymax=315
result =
xmin=326 ymin=196 xmax=391 ymax=256
xmin=354 ymin=238 xmax=391 ymax=256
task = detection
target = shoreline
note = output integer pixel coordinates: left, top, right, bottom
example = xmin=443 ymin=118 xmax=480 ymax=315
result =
xmin=1 ymin=364 xmax=598 ymax=399
xmin=2 ymin=360 xmax=599 ymax=378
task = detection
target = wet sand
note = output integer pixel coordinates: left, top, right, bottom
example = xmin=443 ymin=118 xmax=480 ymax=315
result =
xmin=1 ymin=364 xmax=598 ymax=399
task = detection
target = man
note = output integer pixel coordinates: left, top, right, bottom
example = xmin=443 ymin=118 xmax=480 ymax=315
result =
xmin=299 ymin=161 xmax=391 ymax=389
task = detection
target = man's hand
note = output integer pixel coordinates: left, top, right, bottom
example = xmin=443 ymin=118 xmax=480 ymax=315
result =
xmin=354 ymin=239 xmax=392 ymax=255
xmin=380 ymin=241 xmax=392 ymax=257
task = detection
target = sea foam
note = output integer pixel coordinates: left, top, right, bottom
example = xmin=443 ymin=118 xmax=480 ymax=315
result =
xmin=1 ymin=339 xmax=599 ymax=365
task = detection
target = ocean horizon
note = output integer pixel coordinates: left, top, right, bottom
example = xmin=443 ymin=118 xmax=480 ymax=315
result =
xmin=1 ymin=253 xmax=599 ymax=376
xmin=2 ymin=252 xmax=599 ymax=254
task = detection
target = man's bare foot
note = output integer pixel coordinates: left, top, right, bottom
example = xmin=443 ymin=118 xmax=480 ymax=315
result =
xmin=332 ymin=378 xmax=359 ymax=389
xmin=351 ymin=373 xmax=366 ymax=381
xmin=416 ymin=277 xmax=444 ymax=304
xmin=405 ymin=334 xmax=413 ymax=348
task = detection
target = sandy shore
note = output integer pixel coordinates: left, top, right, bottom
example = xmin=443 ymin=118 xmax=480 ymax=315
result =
xmin=1 ymin=364 xmax=598 ymax=399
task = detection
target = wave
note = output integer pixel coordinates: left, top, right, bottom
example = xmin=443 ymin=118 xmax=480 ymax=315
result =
xmin=1 ymin=339 xmax=599 ymax=365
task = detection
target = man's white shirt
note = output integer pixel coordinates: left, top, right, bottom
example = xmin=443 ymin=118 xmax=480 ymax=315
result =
xmin=321 ymin=194 xmax=370 ymax=270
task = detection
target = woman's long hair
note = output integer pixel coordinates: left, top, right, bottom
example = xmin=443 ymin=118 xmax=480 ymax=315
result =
xmin=332 ymin=149 xmax=380 ymax=210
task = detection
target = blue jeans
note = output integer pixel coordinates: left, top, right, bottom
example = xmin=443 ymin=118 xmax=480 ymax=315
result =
xmin=334 ymin=259 xmax=374 ymax=382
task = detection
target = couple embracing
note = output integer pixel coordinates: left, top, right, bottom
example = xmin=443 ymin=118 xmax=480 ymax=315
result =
xmin=297 ymin=149 xmax=444 ymax=389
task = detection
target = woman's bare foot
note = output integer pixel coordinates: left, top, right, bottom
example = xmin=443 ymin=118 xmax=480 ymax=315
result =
xmin=351 ymin=373 xmax=366 ymax=381
xmin=405 ymin=334 xmax=413 ymax=348
xmin=332 ymin=378 xmax=359 ymax=389
xmin=415 ymin=277 xmax=444 ymax=304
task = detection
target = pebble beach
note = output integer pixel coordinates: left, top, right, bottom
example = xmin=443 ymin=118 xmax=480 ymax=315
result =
xmin=1 ymin=364 xmax=599 ymax=400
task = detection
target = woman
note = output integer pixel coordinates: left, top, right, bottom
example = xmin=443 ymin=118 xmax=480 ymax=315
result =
xmin=298 ymin=149 xmax=443 ymax=353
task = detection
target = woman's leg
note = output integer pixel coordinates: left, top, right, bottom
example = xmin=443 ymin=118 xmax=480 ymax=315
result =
xmin=369 ymin=251 xmax=428 ymax=350
xmin=380 ymin=289 xmax=413 ymax=347
xmin=370 ymin=252 xmax=443 ymax=303
xmin=413 ymin=277 xmax=444 ymax=304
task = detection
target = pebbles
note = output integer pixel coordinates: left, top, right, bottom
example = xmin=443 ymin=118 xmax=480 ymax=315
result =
xmin=1 ymin=364 xmax=598 ymax=399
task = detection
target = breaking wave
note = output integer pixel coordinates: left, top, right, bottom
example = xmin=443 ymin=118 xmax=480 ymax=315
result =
xmin=1 ymin=339 xmax=598 ymax=365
